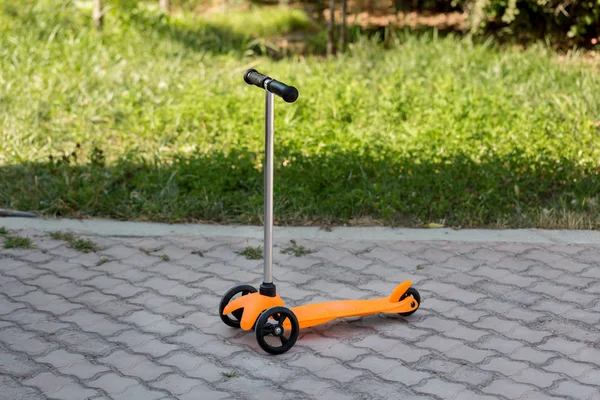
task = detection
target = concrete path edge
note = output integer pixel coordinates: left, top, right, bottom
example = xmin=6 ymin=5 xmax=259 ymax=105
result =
xmin=2 ymin=217 xmax=599 ymax=244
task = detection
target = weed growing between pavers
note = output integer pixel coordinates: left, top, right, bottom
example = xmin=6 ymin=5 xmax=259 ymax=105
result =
xmin=220 ymin=370 xmax=239 ymax=378
xmin=4 ymin=235 xmax=35 ymax=249
xmin=49 ymin=231 xmax=75 ymax=242
xmin=160 ymin=254 xmax=170 ymax=261
xmin=237 ymin=246 xmax=263 ymax=260
xmin=0 ymin=227 xmax=8 ymax=235
xmin=96 ymin=258 xmax=112 ymax=266
xmin=49 ymin=231 xmax=101 ymax=253
xmin=140 ymin=246 xmax=165 ymax=255
xmin=70 ymin=238 xmax=100 ymax=253
xmin=280 ymin=239 xmax=314 ymax=257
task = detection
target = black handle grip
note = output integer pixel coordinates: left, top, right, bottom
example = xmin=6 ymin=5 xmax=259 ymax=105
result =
xmin=244 ymin=69 xmax=299 ymax=103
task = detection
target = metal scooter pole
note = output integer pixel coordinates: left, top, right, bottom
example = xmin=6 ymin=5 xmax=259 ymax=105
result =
xmin=263 ymin=86 xmax=275 ymax=285
xmin=243 ymin=69 xmax=298 ymax=297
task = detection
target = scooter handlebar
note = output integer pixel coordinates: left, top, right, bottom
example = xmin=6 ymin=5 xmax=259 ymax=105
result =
xmin=244 ymin=69 xmax=299 ymax=103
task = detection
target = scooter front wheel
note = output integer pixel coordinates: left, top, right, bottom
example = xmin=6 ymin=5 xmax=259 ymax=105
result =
xmin=219 ymin=284 xmax=258 ymax=328
xmin=255 ymin=306 xmax=299 ymax=355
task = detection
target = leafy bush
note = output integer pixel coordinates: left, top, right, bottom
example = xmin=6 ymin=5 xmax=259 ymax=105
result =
xmin=466 ymin=0 xmax=600 ymax=44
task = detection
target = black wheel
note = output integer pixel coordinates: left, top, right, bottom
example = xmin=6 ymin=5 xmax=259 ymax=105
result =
xmin=255 ymin=306 xmax=299 ymax=355
xmin=219 ymin=284 xmax=257 ymax=328
xmin=398 ymin=287 xmax=421 ymax=316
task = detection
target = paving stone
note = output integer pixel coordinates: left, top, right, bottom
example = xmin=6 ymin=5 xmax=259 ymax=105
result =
xmin=414 ymin=378 xmax=467 ymax=398
xmin=37 ymin=349 xmax=108 ymax=379
xmin=544 ymin=357 xmax=594 ymax=378
xmin=99 ymin=350 xmax=172 ymax=380
xmin=571 ymin=346 xmax=600 ymax=367
xmin=416 ymin=316 xmax=487 ymax=341
xmin=216 ymin=377 xmax=292 ymax=400
xmin=88 ymin=372 xmax=166 ymax=399
xmin=72 ymin=291 xmax=118 ymax=308
xmin=60 ymin=309 xmax=129 ymax=336
xmin=21 ymin=252 xmax=53 ymax=264
xmin=349 ymin=376 xmax=426 ymax=400
xmin=419 ymin=281 xmax=485 ymax=304
xmin=0 ymin=258 xmax=27 ymax=271
xmin=123 ymin=252 xmax=163 ymax=268
xmin=23 ymin=372 xmax=99 ymax=400
xmin=0 ymin=277 xmax=37 ymax=298
xmin=418 ymin=357 xmax=493 ymax=386
xmin=150 ymin=264 xmax=209 ymax=284
xmin=481 ymin=378 xmax=536 ymax=399
xmin=538 ymin=337 xmax=587 ymax=356
xmin=0 ymin=327 xmax=57 ymax=356
xmin=15 ymin=291 xmax=82 ymax=315
xmin=4 ymin=265 xmax=48 ymax=281
xmin=0 ymin=350 xmax=45 ymax=376
xmin=160 ymin=352 xmax=224 ymax=382
xmin=57 ymin=265 xmax=103 ymax=281
xmin=288 ymin=352 xmax=364 ymax=382
xmin=3 ymin=226 xmax=600 ymax=400
xmin=49 ymin=330 xmax=116 ymax=356
xmin=283 ymin=376 xmax=359 ymax=400
xmin=0 ymin=295 xmax=26 ymax=316
xmin=474 ymin=316 xmax=549 ymax=343
xmin=3 ymin=309 xmax=71 ymax=334
xmin=551 ymin=380 xmax=600 ymax=399
xmin=416 ymin=336 xmax=493 ymax=363
xmin=533 ymin=318 xmax=599 ymax=342
xmin=112 ymin=385 xmax=167 ymax=400
xmin=0 ymin=375 xmax=45 ymax=400
xmin=152 ymin=373 xmax=223 ymax=397
xmin=99 ymin=245 xmax=139 ymax=259
xmin=108 ymin=330 xmax=179 ymax=357
xmin=353 ymin=335 xmax=429 ymax=362
xmin=513 ymin=367 xmax=562 ymax=388
xmin=67 ymin=252 xmax=102 ymax=267
xmin=510 ymin=346 xmax=555 ymax=364
xmin=122 ymin=310 xmax=184 ymax=335
xmin=350 ymin=355 xmax=430 ymax=385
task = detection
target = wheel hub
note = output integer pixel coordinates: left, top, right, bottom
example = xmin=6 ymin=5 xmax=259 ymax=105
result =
xmin=273 ymin=326 xmax=283 ymax=336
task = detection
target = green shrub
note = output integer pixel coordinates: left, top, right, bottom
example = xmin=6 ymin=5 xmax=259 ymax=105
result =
xmin=466 ymin=0 xmax=600 ymax=44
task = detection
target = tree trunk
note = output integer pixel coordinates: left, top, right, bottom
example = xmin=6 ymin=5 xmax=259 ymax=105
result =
xmin=93 ymin=0 xmax=103 ymax=30
xmin=339 ymin=0 xmax=347 ymax=52
xmin=327 ymin=0 xmax=336 ymax=56
xmin=159 ymin=0 xmax=170 ymax=12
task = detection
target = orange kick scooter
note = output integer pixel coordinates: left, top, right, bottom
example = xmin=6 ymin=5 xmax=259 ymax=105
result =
xmin=219 ymin=69 xmax=421 ymax=355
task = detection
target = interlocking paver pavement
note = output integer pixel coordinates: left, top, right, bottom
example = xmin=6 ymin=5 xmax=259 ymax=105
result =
xmin=1 ymin=225 xmax=600 ymax=400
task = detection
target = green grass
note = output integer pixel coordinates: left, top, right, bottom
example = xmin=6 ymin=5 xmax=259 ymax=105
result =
xmin=237 ymin=245 xmax=263 ymax=260
xmin=50 ymin=231 xmax=75 ymax=242
xmin=280 ymin=239 xmax=314 ymax=257
xmin=4 ymin=235 xmax=35 ymax=249
xmin=1 ymin=1 xmax=599 ymax=229
xmin=0 ymin=227 xmax=8 ymax=236
xmin=70 ymin=238 xmax=100 ymax=253
xmin=96 ymin=257 xmax=112 ymax=266
xmin=220 ymin=370 xmax=239 ymax=378
xmin=49 ymin=230 xmax=100 ymax=252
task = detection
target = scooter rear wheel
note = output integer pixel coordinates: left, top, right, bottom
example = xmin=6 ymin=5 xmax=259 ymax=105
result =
xmin=398 ymin=287 xmax=421 ymax=316
xmin=219 ymin=284 xmax=258 ymax=328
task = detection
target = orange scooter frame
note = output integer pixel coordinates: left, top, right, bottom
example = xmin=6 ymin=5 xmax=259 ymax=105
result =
xmin=219 ymin=70 xmax=421 ymax=355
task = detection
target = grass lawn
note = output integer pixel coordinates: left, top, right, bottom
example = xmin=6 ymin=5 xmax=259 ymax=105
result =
xmin=1 ymin=0 xmax=600 ymax=228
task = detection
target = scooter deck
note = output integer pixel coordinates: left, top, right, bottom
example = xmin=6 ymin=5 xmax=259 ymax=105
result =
xmin=223 ymin=280 xmax=417 ymax=330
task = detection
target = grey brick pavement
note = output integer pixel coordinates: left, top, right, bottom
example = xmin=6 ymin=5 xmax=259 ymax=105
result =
xmin=1 ymin=224 xmax=600 ymax=400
